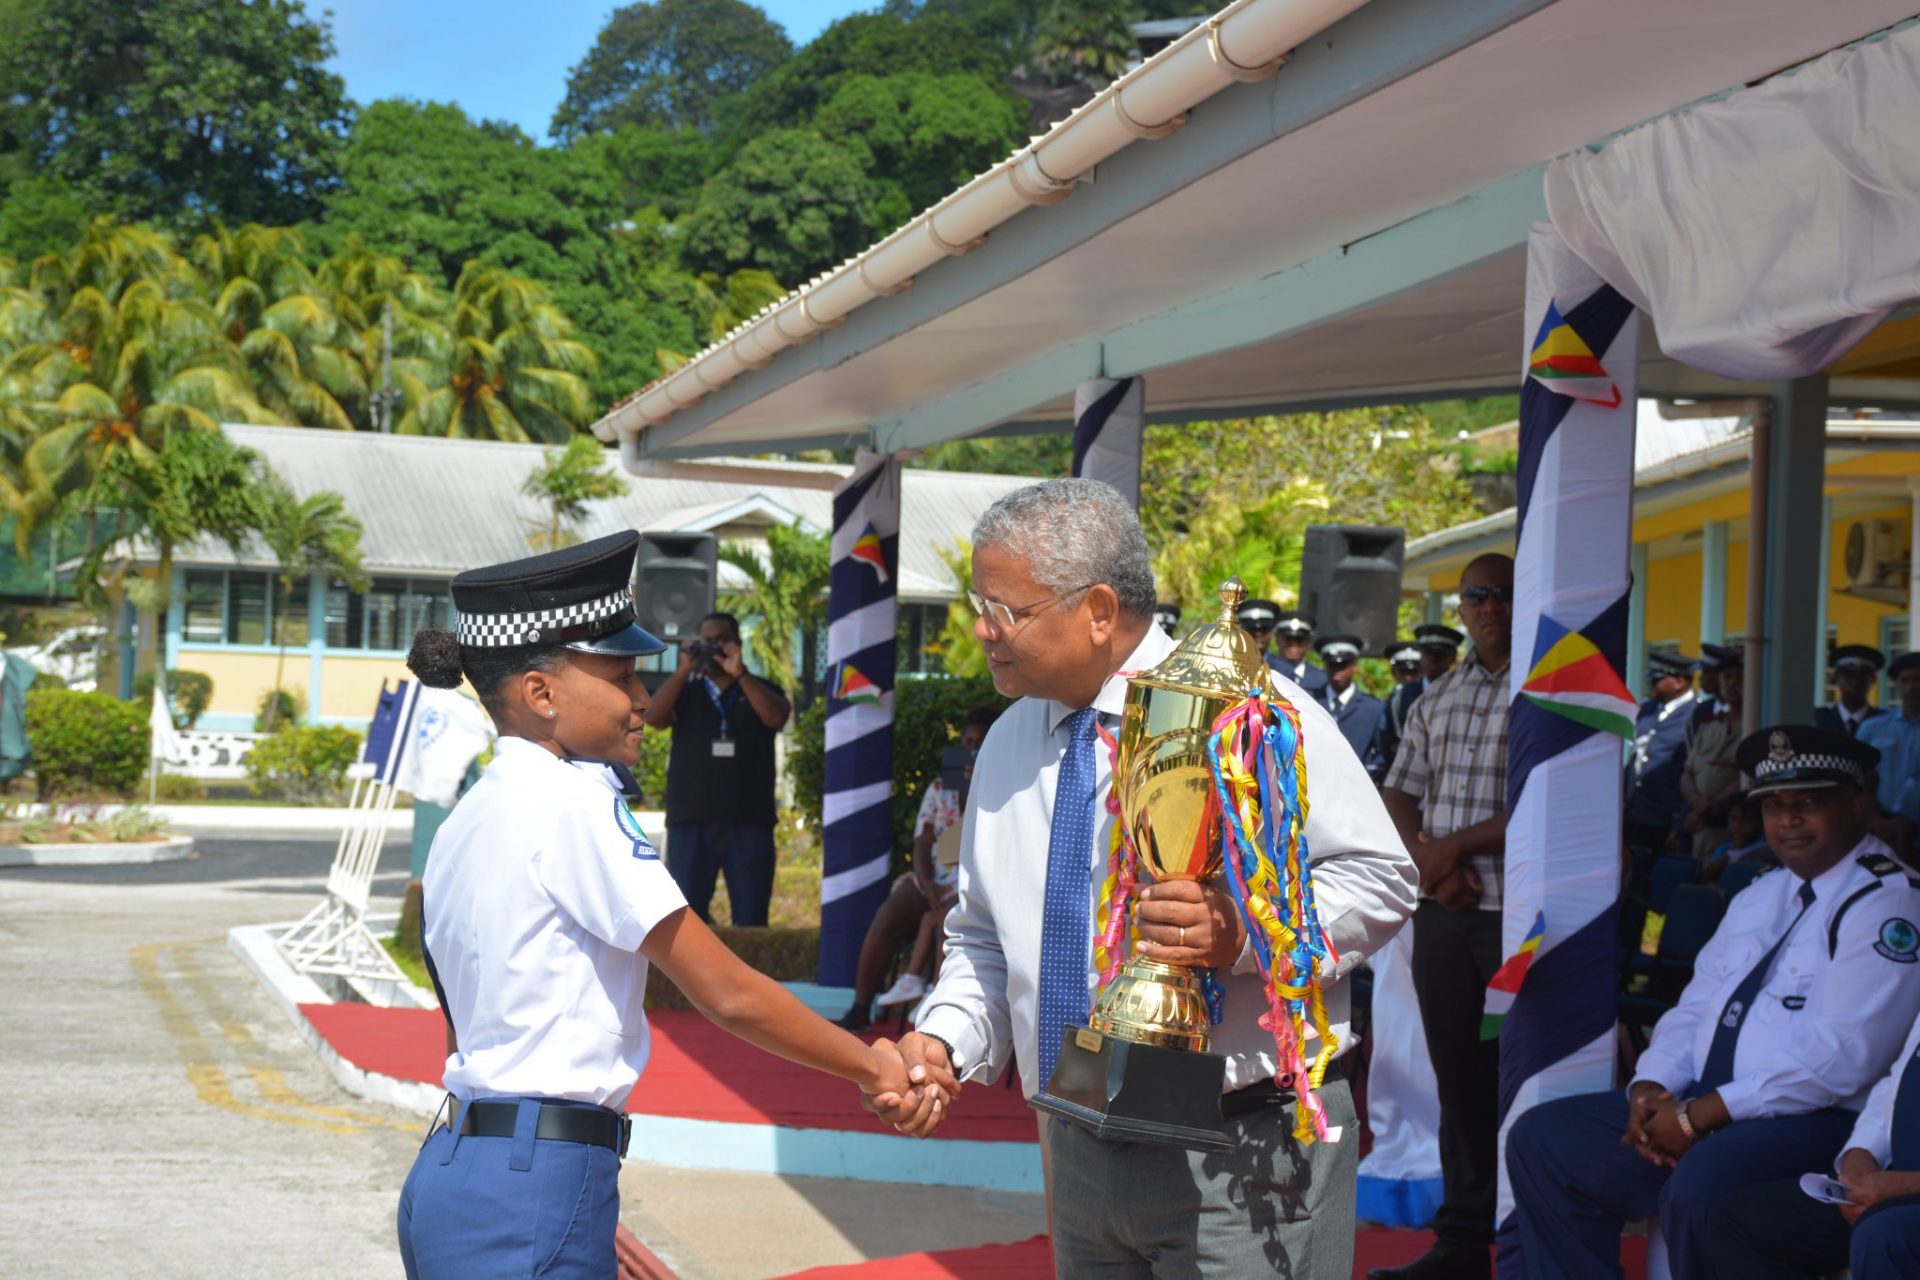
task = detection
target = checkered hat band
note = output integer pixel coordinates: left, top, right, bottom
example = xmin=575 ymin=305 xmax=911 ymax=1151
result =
xmin=1753 ymin=753 xmax=1861 ymax=780
xmin=457 ymin=587 xmax=634 ymax=648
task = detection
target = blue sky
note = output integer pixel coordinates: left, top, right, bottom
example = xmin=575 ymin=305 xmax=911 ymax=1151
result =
xmin=320 ymin=0 xmax=871 ymax=142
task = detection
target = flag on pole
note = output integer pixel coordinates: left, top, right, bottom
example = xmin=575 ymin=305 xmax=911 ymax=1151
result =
xmin=1072 ymin=377 xmax=1145 ymax=508
xmin=1526 ymin=303 xmax=1621 ymax=407
xmin=148 ymin=676 xmax=180 ymax=804
xmin=849 ymin=524 xmax=889 ymax=583
xmin=835 ymin=663 xmax=884 ymax=706
xmin=1481 ymin=911 xmax=1545 ymax=1040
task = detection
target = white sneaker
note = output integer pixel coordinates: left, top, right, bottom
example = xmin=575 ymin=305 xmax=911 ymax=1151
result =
xmin=874 ymin=973 xmax=928 ymax=1007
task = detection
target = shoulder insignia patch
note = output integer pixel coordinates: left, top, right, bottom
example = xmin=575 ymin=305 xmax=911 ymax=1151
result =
xmin=1874 ymin=918 xmax=1919 ymax=964
xmin=1860 ymin=853 xmax=1902 ymax=877
xmin=616 ymin=797 xmax=659 ymax=860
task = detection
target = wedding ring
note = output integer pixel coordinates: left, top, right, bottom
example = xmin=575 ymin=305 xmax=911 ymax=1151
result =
xmin=1178 ymin=926 xmax=1187 ymax=948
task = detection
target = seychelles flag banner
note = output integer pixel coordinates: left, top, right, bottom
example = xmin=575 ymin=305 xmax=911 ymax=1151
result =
xmin=1495 ymin=224 xmax=1639 ymax=1224
xmin=819 ymin=450 xmax=901 ymax=985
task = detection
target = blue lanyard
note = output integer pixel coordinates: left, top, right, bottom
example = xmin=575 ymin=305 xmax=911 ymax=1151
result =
xmin=699 ymin=675 xmax=740 ymax=739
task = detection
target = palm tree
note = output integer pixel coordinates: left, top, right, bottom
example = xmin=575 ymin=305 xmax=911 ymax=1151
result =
xmin=693 ymin=269 xmax=785 ymax=343
xmin=397 ymin=265 xmax=598 ymax=443
xmin=195 ymin=223 xmax=364 ymax=431
xmin=719 ymin=521 xmax=832 ymax=696
xmin=314 ymin=241 xmax=453 ymax=432
xmin=256 ymin=479 xmax=368 ymax=729
xmin=1032 ymin=0 xmax=1137 ymax=89
xmin=522 ymin=435 xmax=630 ymax=551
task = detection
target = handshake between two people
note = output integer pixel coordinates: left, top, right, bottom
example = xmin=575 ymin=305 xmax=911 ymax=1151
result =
xmin=850 ymin=879 xmax=1246 ymax=1140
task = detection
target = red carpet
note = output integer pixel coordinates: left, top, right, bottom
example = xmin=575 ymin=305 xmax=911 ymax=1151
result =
xmin=300 ymin=1003 xmax=1037 ymax=1141
xmin=770 ymin=1232 xmax=1649 ymax=1280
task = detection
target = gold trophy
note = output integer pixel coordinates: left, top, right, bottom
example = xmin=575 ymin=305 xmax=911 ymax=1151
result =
xmin=1032 ymin=578 xmax=1280 ymax=1152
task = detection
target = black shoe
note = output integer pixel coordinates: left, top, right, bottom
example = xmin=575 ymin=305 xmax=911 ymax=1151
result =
xmin=1367 ymin=1242 xmax=1491 ymax=1280
xmin=833 ymin=1006 xmax=873 ymax=1032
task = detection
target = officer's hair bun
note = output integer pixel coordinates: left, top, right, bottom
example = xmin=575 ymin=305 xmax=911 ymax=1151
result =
xmin=407 ymin=629 xmax=465 ymax=689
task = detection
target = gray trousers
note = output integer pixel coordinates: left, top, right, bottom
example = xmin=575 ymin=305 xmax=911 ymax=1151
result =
xmin=1047 ymin=1078 xmax=1358 ymax=1279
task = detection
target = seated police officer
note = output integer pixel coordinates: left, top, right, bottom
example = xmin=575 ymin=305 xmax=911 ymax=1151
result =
xmin=1501 ymin=725 xmax=1920 ymax=1280
xmin=1709 ymin=1006 xmax=1920 ymax=1279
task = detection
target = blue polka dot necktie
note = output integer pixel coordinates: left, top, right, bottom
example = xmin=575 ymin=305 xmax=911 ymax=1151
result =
xmin=1038 ymin=706 xmax=1101 ymax=1088
xmin=1697 ymin=880 xmax=1816 ymax=1093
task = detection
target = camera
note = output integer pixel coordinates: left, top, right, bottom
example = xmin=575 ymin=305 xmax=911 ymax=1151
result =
xmin=685 ymin=639 xmax=724 ymax=660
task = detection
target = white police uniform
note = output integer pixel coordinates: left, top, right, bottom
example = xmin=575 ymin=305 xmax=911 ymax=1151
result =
xmin=428 ymin=739 xmax=685 ymax=1107
xmin=395 ymin=531 xmax=676 ymax=1280
xmin=1505 ymin=721 xmax=1920 ymax=1280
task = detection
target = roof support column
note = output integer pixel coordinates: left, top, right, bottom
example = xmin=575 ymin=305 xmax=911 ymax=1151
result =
xmin=819 ymin=451 xmax=902 ymax=987
xmin=1908 ymin=478 xmax=1920 ymax=640
xmin=1626 ymin=543 xmax=1648 ymax=695
xmin=1698 ymin=520 xmax=1728 ymax=648
xmin=1072 ymin=377 xmax=1145 ymax=508
xmin=1757 ymin=375 xmax=1828 ymax=727
xmin=1813 ymin=496 xmax=1833 ymax=710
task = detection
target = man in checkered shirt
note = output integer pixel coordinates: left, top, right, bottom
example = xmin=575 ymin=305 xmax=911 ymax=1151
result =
xmin=1373 ymin=552 xmax=1514 ymax=1280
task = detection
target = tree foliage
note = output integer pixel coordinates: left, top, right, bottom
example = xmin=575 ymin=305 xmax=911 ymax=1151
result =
xmin=719 ymin=521 xmax=831 ymax=695
xmin=551 ymin=0 xmax=792 ymax=140
xmin=523 ymin=435 xmax=631 ymax=550
xmin=680 ymin=129 xmax=891 ymax=284
xmin=1 ymin=0 xmax=352 ymax=226
xmin=816 ymin=74 xmax=1027 ymax=216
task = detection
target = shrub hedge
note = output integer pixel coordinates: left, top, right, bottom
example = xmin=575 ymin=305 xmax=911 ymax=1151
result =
xmin=23 ymin=688 xmax=149 ymax=799
xmin=644 ymin=926 xmax=821 ymax=1009
xmin=246 ymin=723 xmax=363 ymax=803
xmin=131 ymin=669 xmax=215 ymax=728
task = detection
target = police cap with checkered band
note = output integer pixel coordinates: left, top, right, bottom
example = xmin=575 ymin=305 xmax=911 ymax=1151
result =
xmin=1736 ymin=724 xmax=1880 ymax=798
xmin=451 ymin=531 xmax=665 ymax=656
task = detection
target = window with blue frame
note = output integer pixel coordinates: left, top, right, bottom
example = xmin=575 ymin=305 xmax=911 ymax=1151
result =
xmin=181 ymin=570 xmax=451 ymax=650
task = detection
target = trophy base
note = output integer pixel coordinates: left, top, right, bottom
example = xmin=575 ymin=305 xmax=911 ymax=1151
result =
xmin=1031 ymin=1024 xmax=1232 ymax=1153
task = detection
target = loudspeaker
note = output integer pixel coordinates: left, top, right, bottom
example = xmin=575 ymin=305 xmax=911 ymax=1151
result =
xmin=634 ymin=531 xmax=717 ymax=645
xmin=1299 ymin=525 xmax=1405 ymax=654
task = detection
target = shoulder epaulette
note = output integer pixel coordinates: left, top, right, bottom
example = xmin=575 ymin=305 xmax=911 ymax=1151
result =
xmin=1858 ymin=852 xmax=1903 ymax=877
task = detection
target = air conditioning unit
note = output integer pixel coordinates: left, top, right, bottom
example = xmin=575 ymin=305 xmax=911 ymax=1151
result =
xmin=1845 ymin=519 xmax=1905 ymax=591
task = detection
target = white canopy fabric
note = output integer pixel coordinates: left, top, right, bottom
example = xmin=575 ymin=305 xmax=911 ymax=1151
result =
xmin=1545 ymin=21 xmax=1920 ymax=381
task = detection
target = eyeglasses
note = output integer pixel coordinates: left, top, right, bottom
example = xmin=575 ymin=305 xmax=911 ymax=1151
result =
xmin=1460 ymin=585 xmax=1515 ymax=605
xmin=967 ymin=583 xmax=1096 ymax=635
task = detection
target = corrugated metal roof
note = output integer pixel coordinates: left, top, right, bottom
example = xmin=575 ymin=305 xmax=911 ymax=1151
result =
xmin=168 ymin=427 xmax=1032 ymax=601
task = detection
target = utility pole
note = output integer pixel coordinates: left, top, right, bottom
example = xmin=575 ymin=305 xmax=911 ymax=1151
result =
xmin=371 ymin=301 xmax=400 ymax=432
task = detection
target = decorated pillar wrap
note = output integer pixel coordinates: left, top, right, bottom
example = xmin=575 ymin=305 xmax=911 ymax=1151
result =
xmin=1493 ymin=224 xmax=1642 ymax=1222
xmin=818 ymin=450 xmax=902 ymax=985
xmin=1072 ymin=376 xmax=1145 ymax=506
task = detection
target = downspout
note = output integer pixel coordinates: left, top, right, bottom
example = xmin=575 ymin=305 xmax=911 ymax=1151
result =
xmin=1742 ymin=397 xmax=1770 ymax=718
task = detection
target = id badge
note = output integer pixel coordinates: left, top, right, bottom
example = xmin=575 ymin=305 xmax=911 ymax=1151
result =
xmin=712 ymin=739 xmax=737 ymax=759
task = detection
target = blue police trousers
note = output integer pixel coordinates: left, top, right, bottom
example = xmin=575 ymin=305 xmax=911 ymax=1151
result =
xmin=1498 ymin=1090 xmax=1855 ymax=1280
xmin=1853 ymin=1195 xmax=1920 ymax=1279
xmin=397 ymin=1097 xmax=622 ymax=1279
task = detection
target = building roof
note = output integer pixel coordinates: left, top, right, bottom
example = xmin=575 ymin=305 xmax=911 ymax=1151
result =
xmin=169 ymin=427 xmax=1031 ymax=601
xmin=1403 ymin=411 xmax=1920 ymax=587
xmin=588 ymin=0 xmax=1919 ymax=461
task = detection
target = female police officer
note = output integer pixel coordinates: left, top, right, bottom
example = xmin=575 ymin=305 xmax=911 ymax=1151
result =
xmin=396 ymin=532 xmax=948 ymax=1278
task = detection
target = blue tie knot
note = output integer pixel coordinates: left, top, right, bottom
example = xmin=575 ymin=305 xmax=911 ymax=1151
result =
xmin=1799 ymin=882 xmax=1817 ymax=908
xmin=1066 ymin=706 xmax=1099 ymax=742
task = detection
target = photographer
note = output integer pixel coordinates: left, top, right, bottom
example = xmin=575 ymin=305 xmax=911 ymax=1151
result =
xmin=642 ymin=612 xmax=791 ymax=926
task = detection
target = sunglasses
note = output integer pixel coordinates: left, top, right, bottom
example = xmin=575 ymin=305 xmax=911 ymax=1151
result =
xmin=1460 ymin=585 xmax=1515 ymax=605
xmin=1241 ymin=620 xmax=1277 ymax=634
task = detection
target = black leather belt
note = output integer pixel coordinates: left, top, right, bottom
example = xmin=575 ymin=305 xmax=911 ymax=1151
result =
xmin=457 ymin=1100 xmax=632 ymax=1156
xmin=1221 ymin=1057 xmax=1345 ymax=1119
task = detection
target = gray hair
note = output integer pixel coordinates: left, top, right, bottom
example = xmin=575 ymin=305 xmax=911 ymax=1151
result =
xmin=971 ymin=478 xmax=1156 ymax=616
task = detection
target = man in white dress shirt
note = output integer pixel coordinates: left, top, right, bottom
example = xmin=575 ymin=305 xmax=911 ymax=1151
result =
xmin=889 ymin=478 xmax=1418 ymax=1278
xmin=1502 ymin=724 xmax=1920 ymax=1280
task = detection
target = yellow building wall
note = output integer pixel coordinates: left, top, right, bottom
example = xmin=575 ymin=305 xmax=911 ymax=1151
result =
xmin=319 ymin=653 xmax=418 ymax=721
xmin=1643 ymin=551 xmax=1701 ymax=652
xmin=177 ymin=649 xmax=294 ymax=722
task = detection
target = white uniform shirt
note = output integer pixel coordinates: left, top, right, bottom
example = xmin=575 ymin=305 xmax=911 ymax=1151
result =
xmin=1840 ymin=1015 xmax=1920 ymax=1172
xmin=917 ymin=626 xmax=1418 ymax=1097
xmin=1632 ymin=836 xmax=1920 ymax=1121
xmin=424 ymin=736 xmax=688 ymax=1107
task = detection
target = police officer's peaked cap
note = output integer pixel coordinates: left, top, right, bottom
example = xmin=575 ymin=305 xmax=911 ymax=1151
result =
xmin=1387 ymin=639 xmax=1422 ymax=667
xmin=1315 ymin=633 xmax=1363 ymax=666
xmin=1736 ymin=724 xmax=1880 ymax=798
xmin=1153 ymin=602 xmax=1182 ymax=624
xmin=451 ymin=531 xmax=665 ymax=657
xmin=1236 ymin=598 xmax=1282 ymax=628
xmin=1888 ymin=651 xmax=1920 ymax=680
xmin=1700 ymin=642 xmax=1746 ymax=671
xmin=1414 ymin=624 xmax=1464 ymax=653
xmin=1647 ymin=649 xmax=1698 ymax=680
xmin=1273 ymin=610 xmax=1315 ymax=636
xmin=1829 ymin=644 xmax=1886 ymax=675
